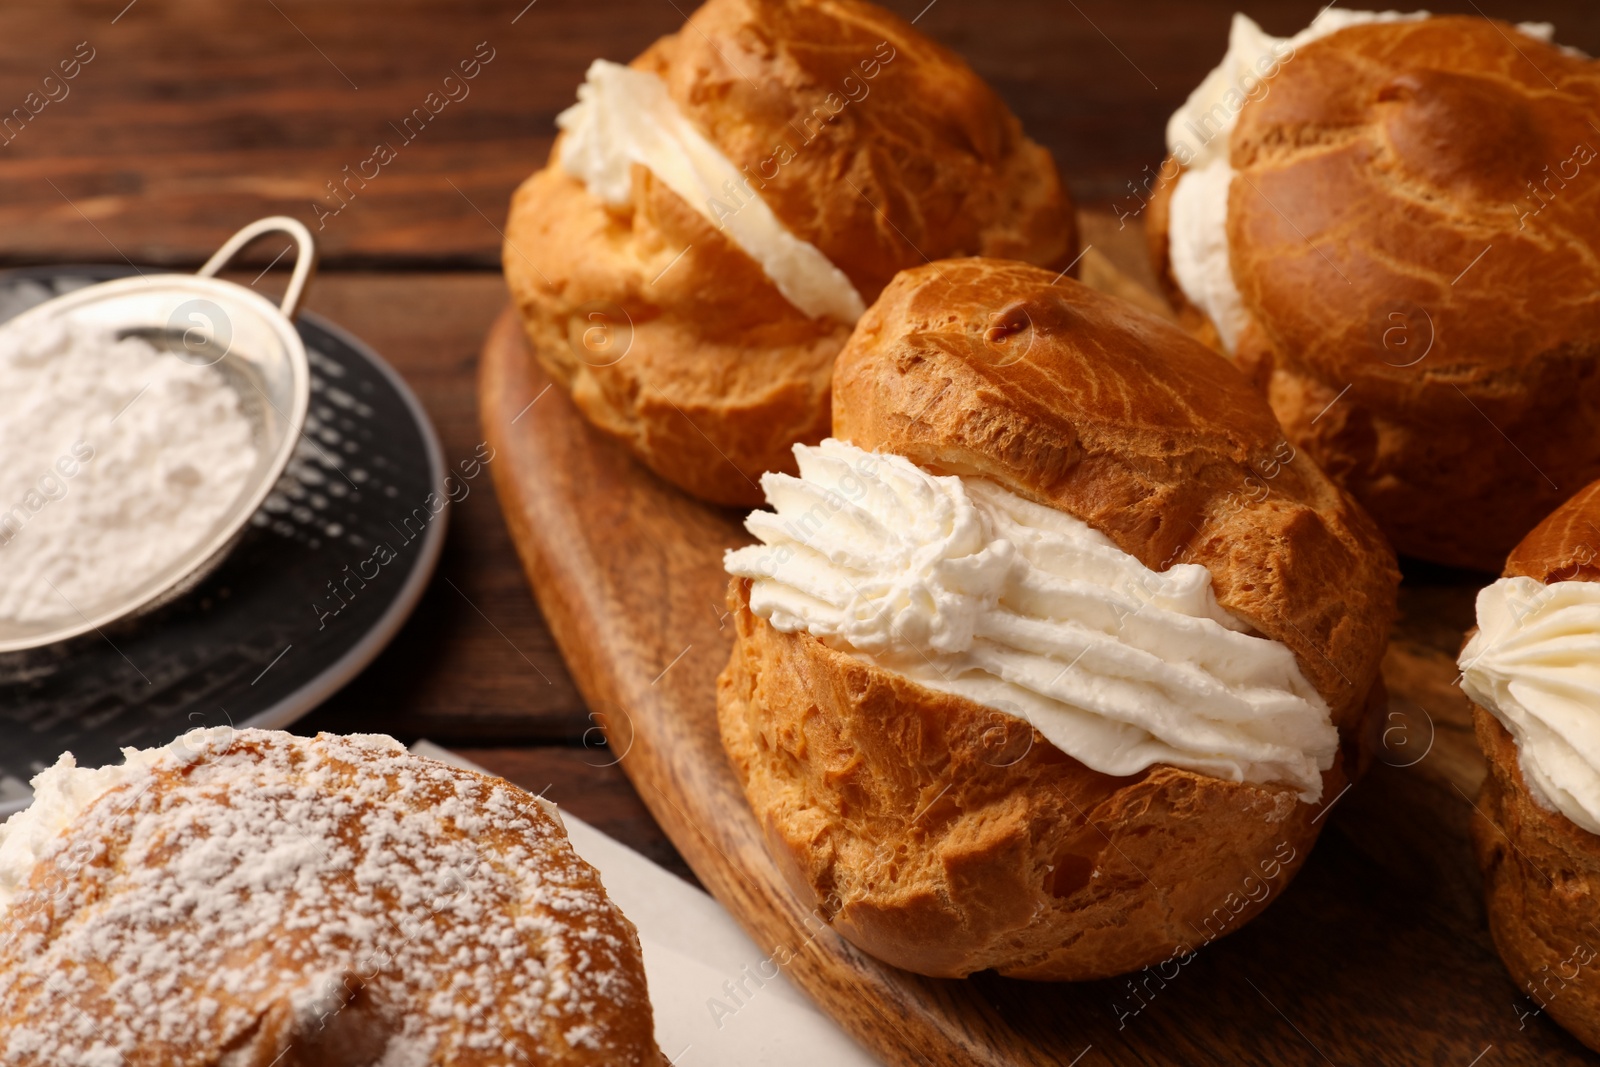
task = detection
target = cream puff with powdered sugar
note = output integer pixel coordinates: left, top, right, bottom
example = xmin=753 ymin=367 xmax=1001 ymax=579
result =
xmin=0 ymin=729 xmax=666 ymax=1066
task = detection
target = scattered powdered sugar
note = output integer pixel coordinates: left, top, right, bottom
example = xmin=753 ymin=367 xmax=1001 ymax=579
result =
xmin=0 ymin=314 xmax=257 ymax=624
xmin=0 ymin=729 xmax=655 ymax=1066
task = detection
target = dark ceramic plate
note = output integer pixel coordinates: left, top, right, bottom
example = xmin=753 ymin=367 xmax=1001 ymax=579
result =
xmin=0 ymin=265 xmax=445 ymax=814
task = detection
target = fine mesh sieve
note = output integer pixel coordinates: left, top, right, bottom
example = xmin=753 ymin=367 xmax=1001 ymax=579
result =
xmin=0 ymin=217 xmax=317 ymax=653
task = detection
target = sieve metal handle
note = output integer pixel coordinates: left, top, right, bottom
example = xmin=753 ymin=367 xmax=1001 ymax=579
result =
xmin=197 ymin=216 xmax=318 ymax=320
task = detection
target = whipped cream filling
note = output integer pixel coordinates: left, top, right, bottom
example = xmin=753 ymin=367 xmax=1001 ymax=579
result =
xmin=558 ymin=59 xmax=866 ymax=324
xmin=1461 ymin=577 xmax=1600 ymax=835
xmin=724 ymin=439 xmax=1336 ymax=800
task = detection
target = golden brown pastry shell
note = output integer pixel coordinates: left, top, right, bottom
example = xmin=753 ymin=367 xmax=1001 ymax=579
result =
xmin=1471 ymin=478 xmax=1600 ymax=1052
xmin=831 ymin=259 xmax=1396 ymax=707
xmin=1474 ymin=707 xmax=1600 ymax=1053
xmin=1147 ymin=17 xmax=1600 ymax=571
xmin=503 ymin=0 xmax=1076 ymax=506
xmin=717 ymin=257 xmax=1399 ymax=978
xmin=1506 ymin=478 xmax=1600 ymax=584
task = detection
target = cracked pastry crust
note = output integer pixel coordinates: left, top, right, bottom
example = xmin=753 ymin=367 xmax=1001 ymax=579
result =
xmin=1147 ymin=17 xmax=1600 ymax=571
xmin=1472 ymin=480 xmax=1600 ymax=1053
xmin=717 ymin=258 xmax=1398 ymax=979
xmin=504 ymin=0 xmax=1076 ymax=506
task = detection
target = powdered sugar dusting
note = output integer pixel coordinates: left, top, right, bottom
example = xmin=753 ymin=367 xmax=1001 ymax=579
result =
xmin=0 ymin=317 xmax=257 ymax=624
xmin=0 ymin=730 xmax=660 ymax=1066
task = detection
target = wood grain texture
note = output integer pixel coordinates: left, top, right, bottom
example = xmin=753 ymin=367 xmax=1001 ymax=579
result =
xmin=480 ymin=222 xmax=1600 ymax=1064
xmin=0 ymin=0 xmax=1591 ymax=268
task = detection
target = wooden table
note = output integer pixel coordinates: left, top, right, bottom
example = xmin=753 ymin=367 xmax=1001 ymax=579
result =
xmin=5 ymin=0 xmax=1599 ymax=1059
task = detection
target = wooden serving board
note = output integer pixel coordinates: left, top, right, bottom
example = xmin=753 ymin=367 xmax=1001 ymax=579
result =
xmin=480 ymin=220 xmax=1598 ymax=1066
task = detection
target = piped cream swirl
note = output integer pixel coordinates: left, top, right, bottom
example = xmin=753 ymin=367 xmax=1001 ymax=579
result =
xmin=1461 ymin=577 xmax=1600 ymax=835
xmin=557 ymin=59 xmax=866 ymax=324
xmin=724 ymin=439 xmax=1336 ymax=800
